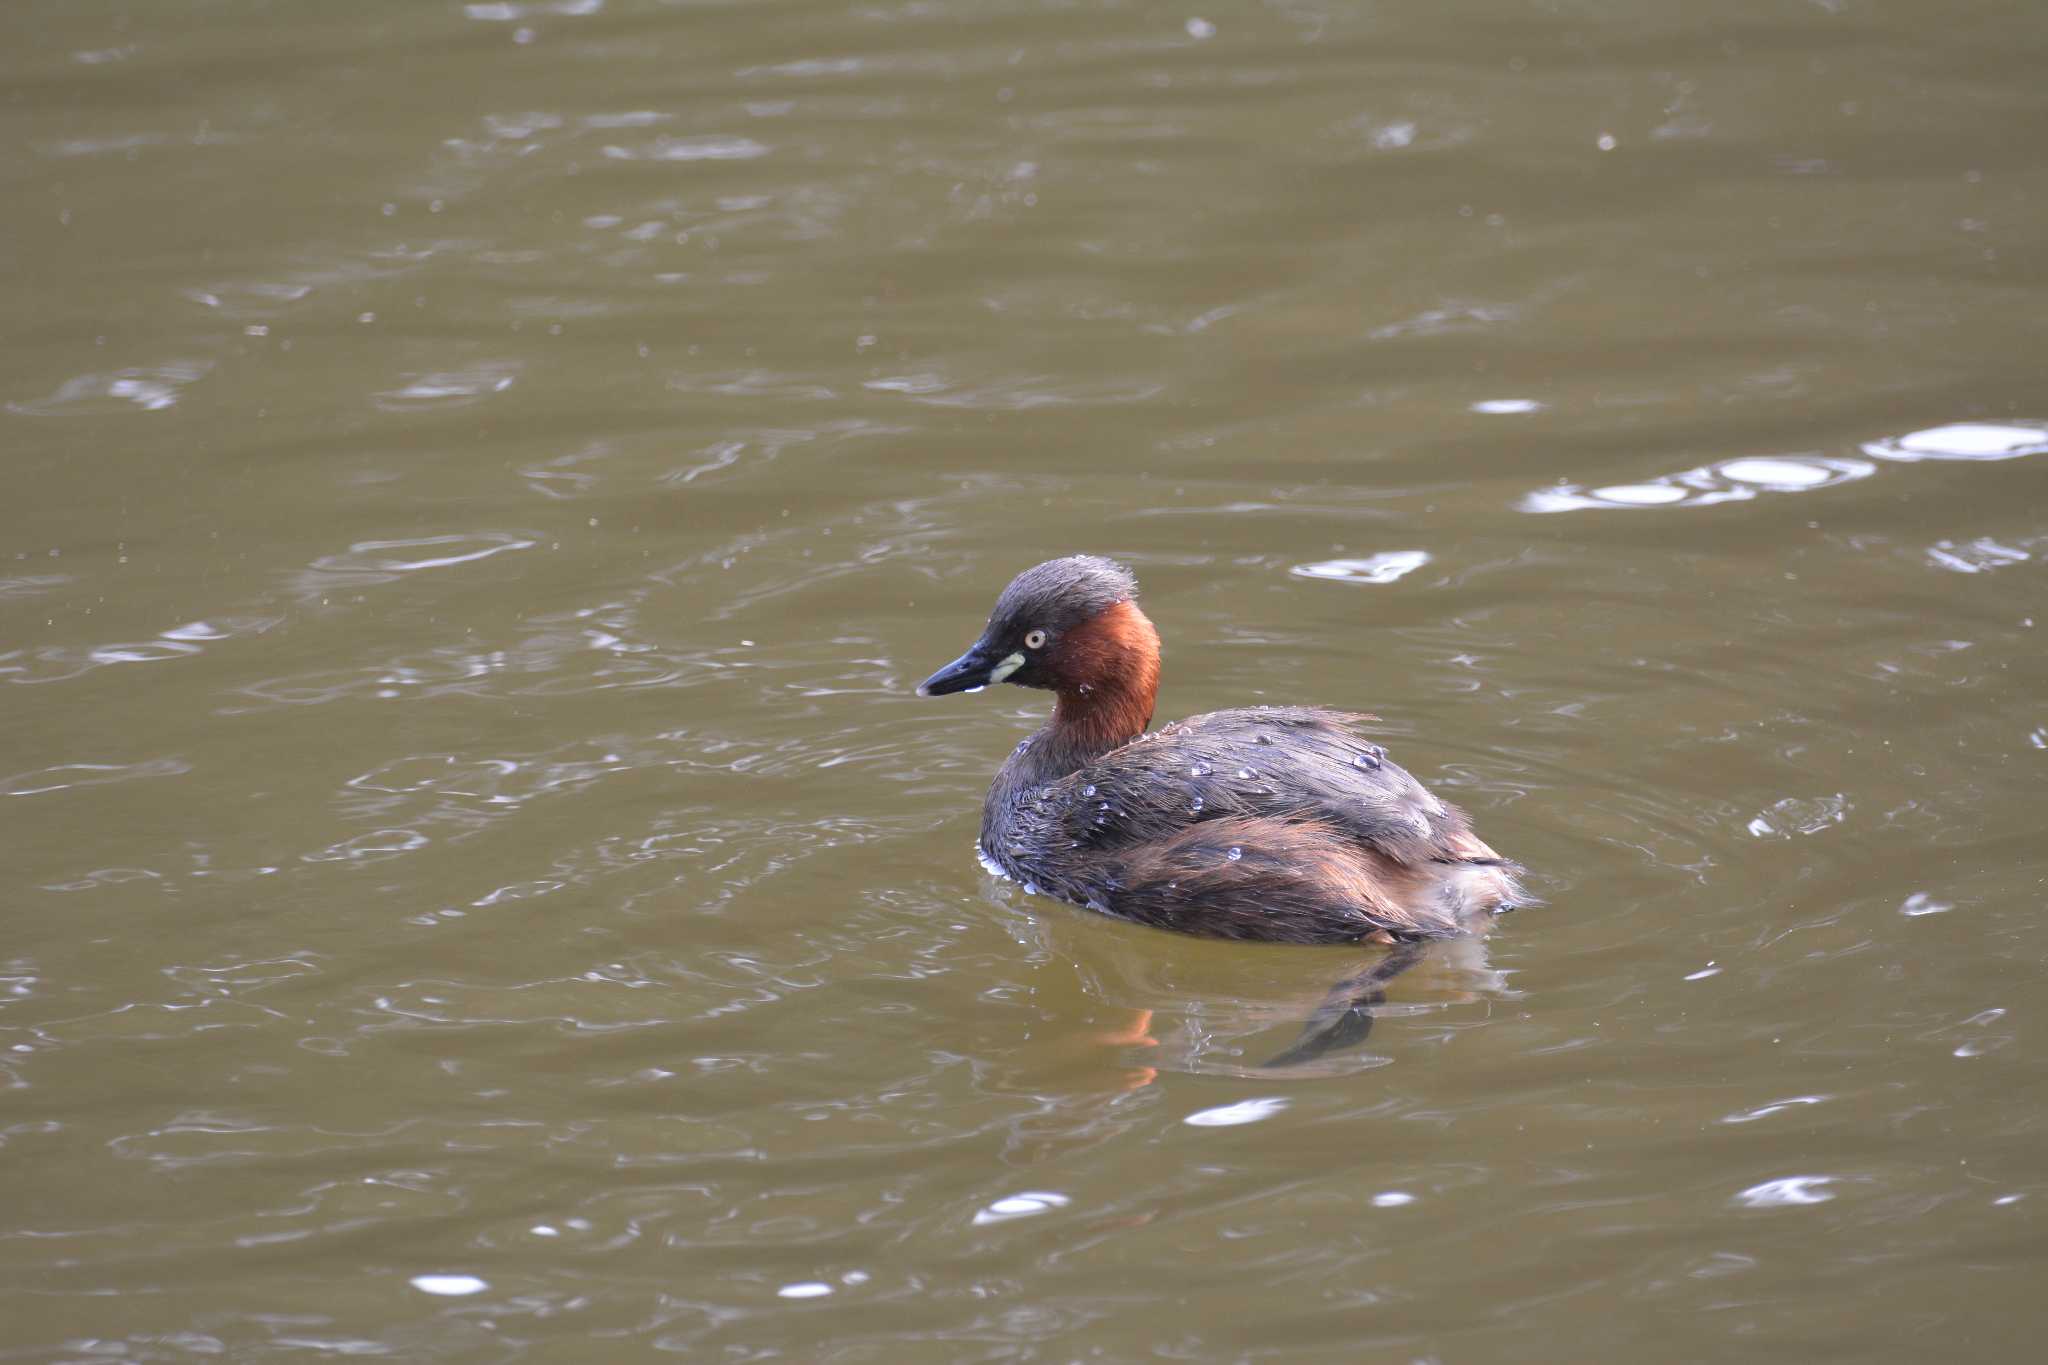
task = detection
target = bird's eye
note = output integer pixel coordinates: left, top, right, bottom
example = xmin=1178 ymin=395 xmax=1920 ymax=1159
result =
xmin=1024 ymin=629 xmax=1047 ymax=650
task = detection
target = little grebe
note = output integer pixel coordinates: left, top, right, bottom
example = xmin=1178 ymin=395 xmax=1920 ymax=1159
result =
xmin=918 ymin=556 xmax=1526 ymax=944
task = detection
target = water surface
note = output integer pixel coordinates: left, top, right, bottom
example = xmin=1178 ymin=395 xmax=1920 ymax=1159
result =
xmin=4 ymin=1 xmax=2046 ymax=1359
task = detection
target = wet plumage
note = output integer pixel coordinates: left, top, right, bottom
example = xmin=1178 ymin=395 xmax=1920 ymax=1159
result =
xmin=919 ymin=556 xmax=1525 ymax=945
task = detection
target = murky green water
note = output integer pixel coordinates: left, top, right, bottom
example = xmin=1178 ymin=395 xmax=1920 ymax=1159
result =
xmin=5 ymin=0 xmax=2046 ymax=1359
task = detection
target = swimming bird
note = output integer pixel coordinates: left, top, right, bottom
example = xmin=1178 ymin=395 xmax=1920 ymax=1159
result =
xmin=918 ymin=555 xmax=1525 ymax=945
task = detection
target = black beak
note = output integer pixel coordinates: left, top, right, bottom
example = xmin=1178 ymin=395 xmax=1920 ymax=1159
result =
xmin=917 ymin=643 xmax=999 ymax=697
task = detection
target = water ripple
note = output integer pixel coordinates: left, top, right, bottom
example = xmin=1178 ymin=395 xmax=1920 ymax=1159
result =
xmin=2 ymin=616 xmax=278 ymax=685
xmin=1369 ymin=303 xmax=1515 ymax=340
xmin=0 ymin=574 xmax=70 ymax=601
xmin=1523 ymin=421 xmax=2047 ymax=513
xmin=183 ymin=281 xmax=313 ymax=318
xmin=8 ymin=361 xmax=210 ymax=416
xmin=1290 ymin=551 xmax=1431 ymax=585
xmin=1746 ymin=794 xmax=1849 ymax=838
xmin=1925 ymin=536 xmax=2038 ymax=575
xmin=1861 ymin=422 xmax=2048 ymax=463
xmin=302 ymin=829 xmax=430 ymax=864
xmin=601 ymin=136 xmax=769 ymax=163
xmin=1184 ymin=1097 xmax=1290 ymax=1128
xmin=1734 ymin=1176 xmax=1841 ymax=1208
xmin=1522 ymin=453 xmax=1874 ymax=513
xmin=972 ymin=1191 xmax=1072 ymax=1226
xmin=862 ymin=373 xmax=1165 ymax=409
xmin=314 ymin=534 xmax=536 ymax=576
xmin=372 ymin=362 xmax=519 ymax=411
xmin=465 ymin=0 xmax=603 ymax=20
xmin=2 ymin=759 xmax=189 ymax=798
xmin=1721 ymin=1095 xmax=1830 ymax=1125
xmin=290 ymin=532 xmax=536 ymax=599
xmin=87 ymin=640 xmax=204 ymax=665
xmin=411 ymin=1273 xmax=489 ymax=1296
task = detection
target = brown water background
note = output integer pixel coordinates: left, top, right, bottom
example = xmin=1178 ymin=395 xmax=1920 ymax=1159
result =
xmin=4 ymin=1 xmax=2047 ymax=1359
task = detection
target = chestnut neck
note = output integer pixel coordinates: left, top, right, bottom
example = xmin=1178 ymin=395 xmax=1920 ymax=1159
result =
xmin=1047 ymin=598 xmax=1159 ymax=756
xmin=987 ymin=601 xmax=1162 ymax=837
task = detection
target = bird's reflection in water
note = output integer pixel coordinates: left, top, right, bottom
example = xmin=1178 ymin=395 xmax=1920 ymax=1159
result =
xmin=984 ymin=880 xmax=1515 ymax=1082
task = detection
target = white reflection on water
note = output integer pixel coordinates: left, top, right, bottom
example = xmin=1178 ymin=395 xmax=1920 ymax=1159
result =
xmin=972 ymin=1191 xmax=1072 ymax=1225
xmin=602 ymin=136 xmax=769 ymax=162
xmin=465 ymin=0 xmax=602 ymax=20
xmin=483 ymin=110 xmax=565 ymax=139
xmin=1734 ymin=1176 xmax=1838 ymax=1208
xmin=584 ymin=111 xmax=670 ymax=129
xmin=8 ymin=361 xmax=211 ymax=416
xmin=290 ymin=532 xmax=537 ymax=600
xmin=314 ymin=534 xmax=536 ymax=575
xmin=0 ymin=573 xmax=70 ymax=601
xmin=1925 ymin=537 xmax=2034 ymax=574
xmin=5 ymin=612 xmax=282 ymax=686
xmin=347 ymin=754 xmax=523 ymax=795
xmin=373 ymin=362 xmax=519 ymax=411
xmin=1746 ymin=794 xmax=1849 ymax=838
xmin=87 ymin=640 xmax=203 ymax=665
xmin=1721 ymin=1095 xmax=1829 ymax=1125
xmin=1369 ymin=302 xmax=1513 ymax=339
xmin=184 ymin=281 xmax=311 ymax=314
xmin=1521 ymin=421 xmax=2048 ymax=513
xmin=1861 ymin=422 xmax=2048 ymax=462
xmin=3 ymin=758 xmax=189 ymax=798
xmin=1720 ymin=457 xmax=1834 ymax=486
xmin=1184 ymin=1097 xmax=1289 ymax=1127
xmin=1931 ymin=1008 xmax=2010 ymax=1061
xmin=302 ymin=829 xmax=429 ymax=863
xmin=1585 ymin=482 xmax=1687 ymax=505
xmin=1522 ymin=452 xmax=1874 ymax=512
xmin=411 ymin=1273 xmax=489 ymax=1296
xmin=864 ymin=373 xmax=948 ymax=395
xmin=160 ymin=621 xmax=231 ymax=642
xmin=862 ymin=372 xmax=1164 ymax=409
xmin=1290 ymin=551 xmax=1431 ymax=585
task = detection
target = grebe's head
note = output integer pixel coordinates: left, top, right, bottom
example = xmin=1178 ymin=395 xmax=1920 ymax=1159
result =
xmin=917 ymin=555 xmax=1154 ymax=699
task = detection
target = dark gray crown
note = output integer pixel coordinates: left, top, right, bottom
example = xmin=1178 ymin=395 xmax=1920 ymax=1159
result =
xmin=987 ymin=555 xmax=1138 ymax=636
